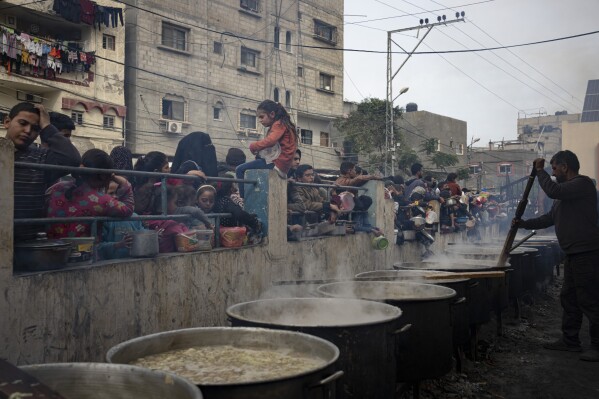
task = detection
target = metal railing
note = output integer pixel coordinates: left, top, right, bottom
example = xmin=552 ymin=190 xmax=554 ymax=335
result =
xmin=287 ymin=181 xmax=370 ymax=223
xmin=13 ymin=162 xmax=260 ymax=259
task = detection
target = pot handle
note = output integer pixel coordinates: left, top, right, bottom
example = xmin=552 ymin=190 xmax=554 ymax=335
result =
xmin=391 ymin=323 xmax=412 ymax=335
xmin=452 ymin=297 xmax=467 ymax=306
xmin=308 ymin=370 xmax=344 ymax=388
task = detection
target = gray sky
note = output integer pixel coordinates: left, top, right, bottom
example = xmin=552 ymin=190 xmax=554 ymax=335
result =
xmin=343 ymin=0 xmax=599 ymax=146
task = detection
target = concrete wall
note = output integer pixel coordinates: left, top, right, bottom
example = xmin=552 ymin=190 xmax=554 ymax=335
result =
xmin=562 ymin=120 xmax=599 ymax=187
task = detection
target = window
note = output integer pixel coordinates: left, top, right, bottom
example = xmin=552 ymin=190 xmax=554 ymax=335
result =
xmin=213 ymin=102 xmax=223 ymax=121
xmin=297 ymin=66 xmax=304 ymax=77
xmin=285 ymin=90 xmax=291 ymax=108
xmin=273 ymin=87 xmax=279 ymax=103
xmin=102 ymin=34 xmax=115 ymax=50
xmin=162 ymin=22 xmax=188 ymax=51
xmin=241 ymin=47 xmax=258 ymax=68
xmin=162 ymin=96 xmax=186 ymax=121
xmin=274 ymin=26 xmax=280 ymax=49
xmin=285 ymin=31 xmax=291 ymax=52
xmin=469 ymin=164 xmax=481 ymax=174
xmin=456 ymin=143 xmax=464 ymax=155
xmin=499 ymin=164 xmax=512 ymax=175
xmin=71 ymin=111 xmax=83 ymax=125
xmin=300 ymin=129 xmax=313 ymax=145
xmin=240 ymin=112 xmax=257 ymax=130
xmin=320 ymin=132 xmax=329 ymax=147
xmin=103 ymin=115 xmax=115 ymax=129
xmin=213 ymin=41 xmax=222 ymax=54
xmin=319 ymin=73 xmax=334 ymax=92
xmin=240 ymin=0 xmax=259 ymax=12
xmin=314 ymin=20 xmax=337 ymax=44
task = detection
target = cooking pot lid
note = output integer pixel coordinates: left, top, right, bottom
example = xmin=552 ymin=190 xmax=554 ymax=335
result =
xmin=15 ymin=237 xmax=70 ymax=249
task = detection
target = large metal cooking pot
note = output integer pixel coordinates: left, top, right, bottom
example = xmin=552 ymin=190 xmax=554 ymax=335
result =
xmin=13 ymin=233 xmax=71 ymax=271
xmin=520 ymin=243 xmax=556 ymax=291
xmin=444 ymin=245 xmax=532 ymax=303
xmin=20 ymin=363 xmax=202 ymax=399
xmin=395 ymin=261 xmax=496 ymax=326
xmin=107 ymin=327 xmax=341 ymax=399
xmin=317 ymin=281 xmax=456 ymax=383
xmin=355 ymin=270 xmax=470 ymax=346
xmin=226 ymin=298 xmax=401 ymax=399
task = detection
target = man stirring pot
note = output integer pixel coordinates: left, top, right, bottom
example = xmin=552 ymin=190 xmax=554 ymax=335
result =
xmin=514 ymin=150 xmax=599 ymax=362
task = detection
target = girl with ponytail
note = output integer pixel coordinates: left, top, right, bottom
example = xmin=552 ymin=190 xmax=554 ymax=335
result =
xmin=46 ymin=149 xmax=134 ymax=238
xmin=235 ymin=100 xmax=298 ymax=197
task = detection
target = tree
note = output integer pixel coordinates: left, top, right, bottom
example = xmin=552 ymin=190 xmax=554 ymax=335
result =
xmin=456 ymin=167 xmax=470 ymax=181
xmin=419 ymin=138 xmax=459 ymax=170
xmin=334 ymin=98 xmax=418 ymax=173
xmin=430 ymin=152 xmax=459 ymax=170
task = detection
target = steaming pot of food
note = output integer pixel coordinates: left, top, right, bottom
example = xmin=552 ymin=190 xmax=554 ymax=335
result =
xmin=317 ymin=281 xmax=457 ymax=383
xmin=395 ymin=260 xmax=496 ymax=326
xmin=226 ymin=298 xmax=402 ymax=399
xmin=355 ymin=270 xmax=471 ymax=347
xmin=20 ymin=363 xmax=203 ymax=399
xmin=107 ymin=327 xmax=341 ymax=399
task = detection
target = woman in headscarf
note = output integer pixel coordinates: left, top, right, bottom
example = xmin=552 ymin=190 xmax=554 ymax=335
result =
xmin=109 ymin=146 xmax=133 ymax=171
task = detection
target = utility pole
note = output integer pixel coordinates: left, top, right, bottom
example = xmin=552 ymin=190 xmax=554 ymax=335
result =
xmin=386 ymin=13 xmax=466 ymax=176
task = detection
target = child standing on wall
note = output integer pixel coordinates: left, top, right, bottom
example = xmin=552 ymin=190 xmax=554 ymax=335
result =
xmin=236 ymin=100 xmax=297 ymax=197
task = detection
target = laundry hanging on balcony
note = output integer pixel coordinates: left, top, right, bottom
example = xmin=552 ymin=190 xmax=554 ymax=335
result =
xmin=52 ymin=0 xmax=124 ymax=29
xmin=1 ymin=25 xmax=95 ymax=79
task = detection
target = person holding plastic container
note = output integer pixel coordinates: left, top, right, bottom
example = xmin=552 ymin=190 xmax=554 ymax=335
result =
xmin=235 ymin=100 xmax=297 ymax=197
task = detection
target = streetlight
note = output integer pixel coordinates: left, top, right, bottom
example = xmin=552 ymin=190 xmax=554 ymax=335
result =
xmin=388 ymin=87 xmax=409 ymax=176
xmin=392 ymin=87 xmax=409 ymax=103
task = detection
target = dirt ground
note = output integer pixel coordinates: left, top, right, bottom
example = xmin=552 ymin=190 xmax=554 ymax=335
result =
xmin=403 ymin=273 xmax=599 ymax=399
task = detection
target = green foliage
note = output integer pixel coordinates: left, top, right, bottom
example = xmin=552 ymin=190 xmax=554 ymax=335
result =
xmin=334 ymin=98 xmax=418 ymax=172
xmin=456 ymin=167 xmax=470 ymax=181
xmin=430 ymin=152 xmax=459 ymax=170
xmin=396 ymin=149 xmax=420 ymax=175
xmin=420 ymin=138 xmax=438 ymax=155
xmin=334 ymin=98 xmax=402 ymax=155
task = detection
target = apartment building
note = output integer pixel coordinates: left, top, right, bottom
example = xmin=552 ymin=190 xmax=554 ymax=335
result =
xmin=124 ymin=0 xmax=344 ymax=169
xmin=516 ymin=111 xmax=581 ymax=159
xmin=0 ymin=0 xmax=126 ymax=153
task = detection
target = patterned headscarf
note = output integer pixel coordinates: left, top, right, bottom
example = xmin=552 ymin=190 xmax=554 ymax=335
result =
xmin=110 ymin=146 xmax=133 ymax=170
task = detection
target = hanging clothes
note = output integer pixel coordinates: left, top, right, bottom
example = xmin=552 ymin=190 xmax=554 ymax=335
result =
xmin=80 ymin=0 xmax=95 ymax=25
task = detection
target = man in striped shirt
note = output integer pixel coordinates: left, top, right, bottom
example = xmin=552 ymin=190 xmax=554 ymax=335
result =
xmin=4 ymin=102 xmax=81 ymax=241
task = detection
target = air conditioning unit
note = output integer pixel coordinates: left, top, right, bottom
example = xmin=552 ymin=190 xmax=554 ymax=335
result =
xmin=167 ymin=121 xmax=182 ymax=134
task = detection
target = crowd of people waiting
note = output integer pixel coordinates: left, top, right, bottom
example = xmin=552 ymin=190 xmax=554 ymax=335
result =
xmin=5 ymin=99 xmax=501 ymax=263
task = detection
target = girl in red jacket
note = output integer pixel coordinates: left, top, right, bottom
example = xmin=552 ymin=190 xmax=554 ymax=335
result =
xmin=236 ymin=100 xmax=297 ymax=197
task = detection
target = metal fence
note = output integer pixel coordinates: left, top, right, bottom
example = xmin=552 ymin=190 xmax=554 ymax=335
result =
xmin=14 ymin=162 xmax=259 ymax=257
